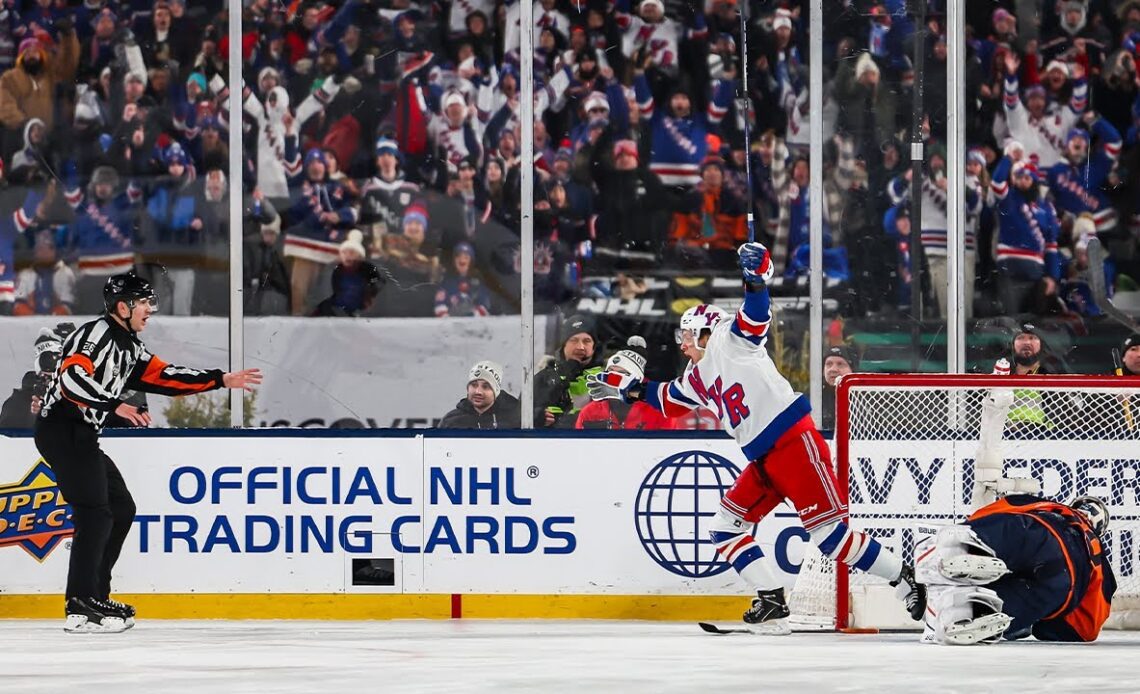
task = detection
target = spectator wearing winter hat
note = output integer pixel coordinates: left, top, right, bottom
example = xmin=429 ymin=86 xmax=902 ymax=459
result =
xmin=1000 ymin=51 xmax=1086 ymax=169
xmin=434 ymin=241 xmax=490 ymax=317
xmin=0 ymin=21 xmax=78 ymax=134
xmin=359 ymin=136 xmax=421 ymax=239
xmin=312 ymin=230 xmax=386 ymax=317
xmin=428 ymin=89 xmax=482 ymax=171
xmin=1040 ymin=0 xmax=1109 ymax=74
xmin=438 ymin=360 xmax=521 ymax=429
xmin=617 ymin=0 xmax=704 ymax=81
xmin=0 ymin=325 xmax=71 ymax=429
xmin=534 ymin=313 xmax=606 ymax=428
xmin=284 ymin=148 xmax=359 ymax=315
xmin=1117 ymin=334 xmax=1140 ymax=376
xmin=577 ymin=336 xmax=671 ymax=430
xmin=990 ymin=148 xmax=1063 ymax=315
xmin=378 ymin=199 xmax=441 ymax=315
xmin=821 ymin=345 xmax=858 ymax=430
xmin=993 ymin=323 xmax=1058 ymax=376
xmin=12 ymin=229 xmax=75 ymax=316
xmin=991 ymin=323 xmax=1073 ymax=431
xmin=77 ymin=7 xmax=119 ymax=85
xmin=243 ymin=191 xmax=290 ymax=316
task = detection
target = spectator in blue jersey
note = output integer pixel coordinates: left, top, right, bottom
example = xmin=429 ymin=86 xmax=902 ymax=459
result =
xmin=312 ymin=230 xmax=385 ymax=318
xmin=1046 ymin=119 xmax=1122 ymax=237
xmin=990 ymin=146 xmax=1062 ymax=315
xmin=284 ymin=148 xmax=358 ymax=315
xmin=632 ymin=47 xmax=734 ymax=188
xmin=66 ymin=165 xmax=141 ymax=313
xmin=434 ymin=241 xmax=490 ymax=317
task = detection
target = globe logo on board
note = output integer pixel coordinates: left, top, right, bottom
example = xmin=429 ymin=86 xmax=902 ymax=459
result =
xmin=634 ymin=450 xmax=741 ymax=578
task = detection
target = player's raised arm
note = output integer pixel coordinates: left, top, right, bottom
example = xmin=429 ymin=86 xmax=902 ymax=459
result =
xmin=731 ymin=242 xmax=774 ymax=348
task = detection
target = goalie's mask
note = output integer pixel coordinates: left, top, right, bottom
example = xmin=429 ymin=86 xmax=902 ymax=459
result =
xmin=675 ymin=304 xmax=728 ymax=351
xmin=1071 ymin=495 xmax=1110 ymax=536
xmin=103 ymin=271 xmax=159 ymax=316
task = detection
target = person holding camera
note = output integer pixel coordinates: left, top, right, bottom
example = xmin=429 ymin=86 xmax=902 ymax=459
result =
xmin=534 ymin=314 xmax=605 ymax=427
xmin=0 ymin=324 xmax=72 ymax=429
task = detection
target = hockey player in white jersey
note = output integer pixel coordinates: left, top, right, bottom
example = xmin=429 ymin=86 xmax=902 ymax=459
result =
xmin=589 ymin=242 xmax=926 ymax=632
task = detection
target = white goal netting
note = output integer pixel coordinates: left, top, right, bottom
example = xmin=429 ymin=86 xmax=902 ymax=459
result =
xmin=789 ymin=374 xmax=1140 ymax=631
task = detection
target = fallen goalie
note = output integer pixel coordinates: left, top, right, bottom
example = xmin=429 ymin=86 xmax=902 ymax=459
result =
xmin=916 ymin=494 xmax=1116 ymax=645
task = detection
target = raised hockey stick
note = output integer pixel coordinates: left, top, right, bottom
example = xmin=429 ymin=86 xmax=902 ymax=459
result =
xmin=737 ymin=6 xmax=755 ymax=242
xmin=1087 ymin=237 xmax=1140 ymax=332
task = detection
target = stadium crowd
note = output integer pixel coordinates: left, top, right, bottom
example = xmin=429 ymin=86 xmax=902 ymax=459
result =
xmin=2 ymin=1 xmax=1140 ymax=404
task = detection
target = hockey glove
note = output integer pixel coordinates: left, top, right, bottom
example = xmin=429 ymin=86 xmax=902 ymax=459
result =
xmin=587 ymin=370 xmax=641 ymax=403
xmin=738 ymin=242 xmax=774 ymax=284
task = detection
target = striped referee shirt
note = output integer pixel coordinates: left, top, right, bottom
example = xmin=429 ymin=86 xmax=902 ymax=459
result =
xmin=40 ymin=315 xmax=224 ymax=431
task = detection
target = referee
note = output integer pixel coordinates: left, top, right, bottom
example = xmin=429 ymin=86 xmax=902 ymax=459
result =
xmin=36 ymin=273 xmax=261 ymax=633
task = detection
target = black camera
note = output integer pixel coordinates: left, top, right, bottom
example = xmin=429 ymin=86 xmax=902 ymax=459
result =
xmin=23 ymin=372 xmax=49 ymax=399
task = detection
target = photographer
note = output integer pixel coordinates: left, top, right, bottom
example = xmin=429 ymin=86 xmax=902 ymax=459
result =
xmin=534 ymin=314 xmax=604 ymax=428
xmin=0 ymin=324 xmax=72 ymax=429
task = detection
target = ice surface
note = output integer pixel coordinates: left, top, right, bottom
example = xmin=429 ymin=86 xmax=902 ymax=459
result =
xmin=1 ymin=620 xmax=1137 ymax=694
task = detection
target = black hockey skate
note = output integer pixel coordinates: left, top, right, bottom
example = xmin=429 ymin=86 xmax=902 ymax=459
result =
xmin=891 ymin=564 xmax=927 ymax=621
xmin=103 ymin=597 xmax=136 ymax=623
xmin=742 ymin=587 xmax=791 ymax=634
xmin=64 ymin=597 xmax=132 ymax=634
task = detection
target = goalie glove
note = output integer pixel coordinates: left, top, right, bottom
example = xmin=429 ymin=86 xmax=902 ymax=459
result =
xmin=738 ymin=242 xmax=774 ymax=284
xmin=587 ymin=370 xmax=641 ymax=404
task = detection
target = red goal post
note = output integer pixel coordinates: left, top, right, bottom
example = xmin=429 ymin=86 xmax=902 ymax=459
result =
xmin=790 ymin=373 xmax=1140 ymax=632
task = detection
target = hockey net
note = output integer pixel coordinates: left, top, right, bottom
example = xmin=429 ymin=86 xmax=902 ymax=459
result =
xmin=788 ymin=374 xmax=1140 ymax=631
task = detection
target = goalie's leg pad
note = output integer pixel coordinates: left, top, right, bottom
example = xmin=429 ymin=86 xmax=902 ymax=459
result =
xmin=923 ymin=586 xmax=1012 ymax=646
xmin=809 ymin=520 xmax=902 ymax=582
xmin=709 ymin=507 xmax=781 ymax=591
xmin=915 ymin=524 xmax=1011 ymax=586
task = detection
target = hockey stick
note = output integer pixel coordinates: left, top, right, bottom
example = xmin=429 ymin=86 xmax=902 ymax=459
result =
xmin=1087 ymin=237 xmax=1140 ymax=331
xmin=1112 ymin=347 xmax=1136 ymax=431
xmin=697 ymin=621 xmax=791 ymax=635
xmin=737 ymin=6 xmax=755 ymax=242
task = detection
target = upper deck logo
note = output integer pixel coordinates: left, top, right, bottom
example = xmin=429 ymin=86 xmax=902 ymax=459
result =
xmin=0 ymin=460 xmax=73 ymax=561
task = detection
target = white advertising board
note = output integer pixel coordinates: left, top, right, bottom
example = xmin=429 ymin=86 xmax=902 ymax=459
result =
xmin=847 ymin=440 xmax=1140 ymax=582
xmin=0 ymin=435 xmax=809 ymax=597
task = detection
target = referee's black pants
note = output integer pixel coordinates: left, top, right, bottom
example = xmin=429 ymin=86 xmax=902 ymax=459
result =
xmin=34 ymin=417 xmax=137 ymax=601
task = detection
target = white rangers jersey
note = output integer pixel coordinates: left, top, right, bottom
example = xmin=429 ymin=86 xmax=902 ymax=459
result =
xmin=645 ymin=290 xmax=811 ymax=460
xmin=1000 ymin=74 xmax=1086 ymax=169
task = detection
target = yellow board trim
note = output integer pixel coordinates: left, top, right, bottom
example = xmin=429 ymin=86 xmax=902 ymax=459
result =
xmin=0 ymin=594 xmax=749 ymax=621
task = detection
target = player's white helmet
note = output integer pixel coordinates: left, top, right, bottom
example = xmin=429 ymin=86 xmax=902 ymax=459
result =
xmin=1071 ymin=495 xmax=1110 ymax=535
xmin=675 ymin=304 xmax=728 ymax=350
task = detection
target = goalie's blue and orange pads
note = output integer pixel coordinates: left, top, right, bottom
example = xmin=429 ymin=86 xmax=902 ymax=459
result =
xmin=967 ymin=495 xmax=1117 ymax=642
